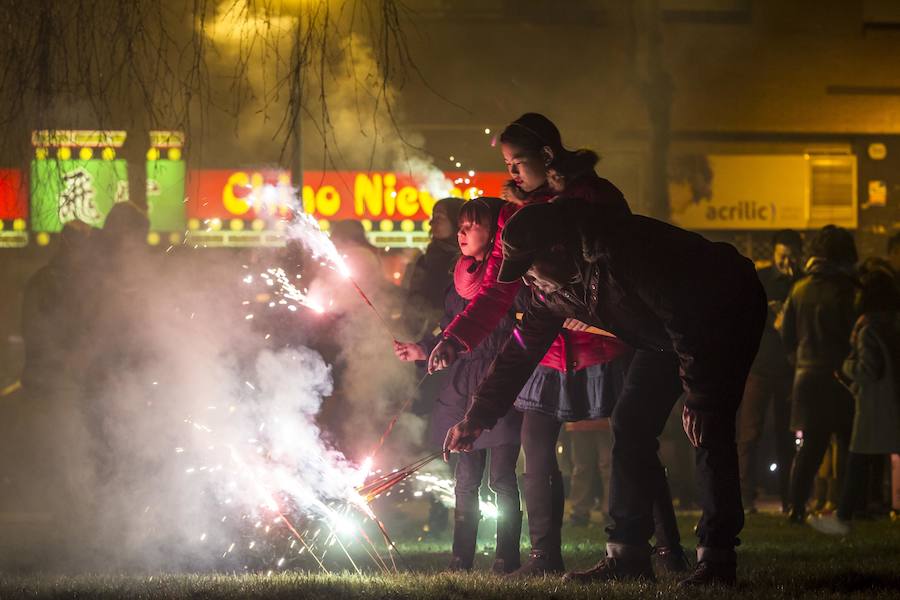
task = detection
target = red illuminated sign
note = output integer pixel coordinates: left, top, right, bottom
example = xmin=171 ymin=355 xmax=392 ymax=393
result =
xmin=0 ymin=169 xmax=27 ymax=220
xmin=185 ymin=169 xmax=509 ymax=222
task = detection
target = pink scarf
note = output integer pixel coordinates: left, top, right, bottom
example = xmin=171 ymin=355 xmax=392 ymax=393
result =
xmin=454 ymin=256 xmax=488 ymax=300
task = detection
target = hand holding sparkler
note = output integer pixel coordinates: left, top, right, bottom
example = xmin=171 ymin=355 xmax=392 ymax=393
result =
xmin=427 ymin=338 xmax=460 ymax=373
xmin=393 ymin=341 xmax=426 ymax=362
xmin=442 ymin=418 xmax=484 ymax=461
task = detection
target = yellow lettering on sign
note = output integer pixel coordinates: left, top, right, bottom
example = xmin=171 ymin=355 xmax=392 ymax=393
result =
xmin=383 ymin=173 xmax=397 ymax=216
xmin=223 ymin=171 xmax=251 ymax=215
xmin=396 ymin=186 xmax=419 ymax=217
xmin=355 ymin=173 xmax=384 ymax=216
xmin=317 ymin=185 xmax=340 ymax=217
xmin=302 ymin=185 xmax=316 ymax=214
xmin=419 ymin=190 xmax=436 ymax=217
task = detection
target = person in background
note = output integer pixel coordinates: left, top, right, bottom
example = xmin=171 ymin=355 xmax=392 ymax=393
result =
xmin=811 ymin=264 xmax=900 ymax=534
xmin=781 ymin=225 xmax=858 ymax=524
xmin=394 ymin=197 xmax=523 ymax=573
xmin=402 ymin=197 xmax=465 ymax=339
xmin=566 ymin=419 xmax=611 ymax=528
xmin=738 ymin=229 xmax=803 ymax=514
xmin=21 ymin=221 xmax=94 ymax=403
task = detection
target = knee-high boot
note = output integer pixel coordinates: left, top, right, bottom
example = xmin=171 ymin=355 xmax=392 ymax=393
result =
xmin=448 ymin=509 xmax=480 ymax=571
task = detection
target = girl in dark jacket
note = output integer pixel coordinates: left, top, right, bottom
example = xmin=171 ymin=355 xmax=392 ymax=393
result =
xmin=394 ymin=197 xmax=524 ymax=573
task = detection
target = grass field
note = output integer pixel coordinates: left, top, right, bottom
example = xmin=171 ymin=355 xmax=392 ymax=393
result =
xmin=2 ymin=512 xmax=899 ymax=599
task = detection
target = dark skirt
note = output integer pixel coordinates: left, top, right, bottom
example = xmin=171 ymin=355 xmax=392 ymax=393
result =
xmin=514 ymin=357 xmax=630 ymax=422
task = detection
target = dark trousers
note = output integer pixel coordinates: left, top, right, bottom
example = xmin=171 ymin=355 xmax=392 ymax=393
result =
xmin=788 ymin=371 xmax=853 ymax=516
xmin=738 ymin=373 xmax=794 ymax=508
xmin=455 ymin=443 xmax=521 ymax=518
xmin=837 ymin=452 xmax=881 ymax=521
xmin=607 ymin=349 xmax=746 ymax=549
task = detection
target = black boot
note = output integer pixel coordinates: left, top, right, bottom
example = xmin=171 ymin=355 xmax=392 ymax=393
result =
xmin=678 ymin=547 xmax=737 ymax=587
xmin=652 ymin=545 xmax=692 ymax=574
xmin=492 ymin=510 xmax=522 ymax=574
xmin=509 ymin=472 xmax=564 ymax=578
xmin=448 ymin=510 xmax=480 ymax=571
xmin=563 ymin=543 xmax=655 ymax=583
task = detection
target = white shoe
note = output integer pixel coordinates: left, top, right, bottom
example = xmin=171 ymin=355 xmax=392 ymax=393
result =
xmin=809 ymin=514 xmax=850 ymax=536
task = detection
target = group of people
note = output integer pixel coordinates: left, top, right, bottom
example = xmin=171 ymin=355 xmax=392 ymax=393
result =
xmin=388 ymin=112 xmax=900 ymax=587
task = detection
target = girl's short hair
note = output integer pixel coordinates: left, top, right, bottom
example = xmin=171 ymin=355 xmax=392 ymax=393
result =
xmin=499 ymin=112 xmax=599 ymax=179
xmin=457 ymin=198 xmax=495 ymax=228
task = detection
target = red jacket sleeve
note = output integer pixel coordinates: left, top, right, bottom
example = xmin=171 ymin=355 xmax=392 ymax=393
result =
xmin=442 ymin=203 xmax=522 ymax=352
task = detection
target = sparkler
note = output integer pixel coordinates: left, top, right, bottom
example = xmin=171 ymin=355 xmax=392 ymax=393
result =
xmin=357 ymin=451 xmax=443 ymax=503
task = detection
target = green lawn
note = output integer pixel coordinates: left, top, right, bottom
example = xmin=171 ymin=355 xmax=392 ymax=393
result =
xmin=2 ymin=513 xmax=900 ymax=599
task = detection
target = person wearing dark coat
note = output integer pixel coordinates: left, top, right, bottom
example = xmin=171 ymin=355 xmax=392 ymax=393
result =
xmin=394 ymin=197 xmax=523 ymax=574
xmin=780 ymin=225 xmax=858 ymax=524
xmin=444 ymin=198 xmax=766 ymax=587
xmin=402 ymin=197 xmax=465 ymax=339
xmin=810 ymin=264 xmax=900 ymax=535
xmin=738 ymin=229 xmax=803 ymax=514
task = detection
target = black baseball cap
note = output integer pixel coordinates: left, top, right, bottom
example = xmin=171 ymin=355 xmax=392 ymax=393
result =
xmin=497 ymin=202 xmax=567 ymax=283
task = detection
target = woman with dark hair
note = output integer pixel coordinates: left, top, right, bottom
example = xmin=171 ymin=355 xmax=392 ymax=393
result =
xmin=781 ymin=225 xmax=859 ymax=523
xmin=811 ymin=266 xmax=900 ymax=534
xmin=427 ymin=113 xmax=687 ymax=577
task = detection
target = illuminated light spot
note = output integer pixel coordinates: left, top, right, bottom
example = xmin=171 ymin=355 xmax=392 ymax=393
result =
xmin=769 ymin=463 xmax=778 ymax=472
xmin=36 ymin=232 xmax=50 ymax=246
xmin=13 ymin=218 xmax=26 ymax=231
xmin=147 ymin=232 xmax=161 ymax=246
xmin=455 ymin=161 xmax=461 ymax=168
xmin=35 ymin=147 xmax=48 ymax=160
xmin=393 ymin=271 xmax=401 ymax=280
xmin=449 ymin=155 xmax=455 ymax=161
xmin=168 ymin=232 xmax=181 ymax=244
xmin=101 ymin=147 xmax=116 ymax=161
xmin=168 ymin=147 xmax=182 ymax=161
xmin=146 ymin=147 xmax=160 ymax=161
xmin=318 ymin=219 xmax=330 ymax=231
xmin=360 ymin=219 xmax=372 ymax=232
xmin=79 ymin=147 xmax=93 ymax=160
xmin=422 ymin=220 xmax=431 ymax=233
xmin=379 ymin=220 xmax=394 ymax=232
xmin=400 ymin=219 xmax=415 ymax=232
xmin=57 ymin=147 xmax=71 ymax=160
xmin=484 ymin=128 xmax=491 ymax=135
xmin=210 ymin=218 xmax=222 ymax=231
xmin=468 ymin=170 xmax=475 ymax=177
xmin=188 ymin=218 xmax=200 ymax=230
xmin=230 ymin=219 xmax=244 ymax=231
xmin=251 ymin=218 xmax=266 ymax=231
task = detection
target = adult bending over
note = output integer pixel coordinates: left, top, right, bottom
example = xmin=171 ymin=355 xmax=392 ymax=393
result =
xmin=444 ymin=199 xmax=766 ymax=587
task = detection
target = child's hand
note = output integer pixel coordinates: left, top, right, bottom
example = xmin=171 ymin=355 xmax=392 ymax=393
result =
xmin=393 ymin=340 xmax=426 ymax=362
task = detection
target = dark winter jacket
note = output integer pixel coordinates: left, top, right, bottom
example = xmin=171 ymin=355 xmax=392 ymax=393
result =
xmin=780 ymin=258 xmax=858 ymax=373
xmin=418 ymin=285 xmax=524 ymax=450
xmin=465 ymin=200 xmax=767 ymax=430
xmin=750 ymin=265 xmax=798 ymax=378
xmin=842 ymin=311 xmax=900 ymax=454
